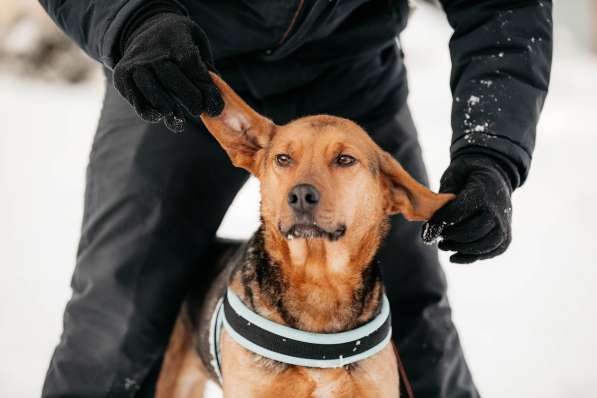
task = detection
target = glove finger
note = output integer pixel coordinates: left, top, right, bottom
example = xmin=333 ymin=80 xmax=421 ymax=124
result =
xmin=449 ymin=239 xmax=510 ymax=264
xmin=421 ymin=194 xmax=477 ymax=243
xmin=132 ymin=66 xmax=171 ymax=115
xmin=438 ymin=164 xmax=467 ymax=195
xmin=201 ymin=81 xmax=225 ymax=117
xmin=133 ymin=66 xmax=186 ymax=132
xmin=448 ymin=252 xmax=479 ymax=264
xmin=189 ymin=25 xmax=215 ymax=68
xmin=439 ymin=225 xmax=505 ymax=255
xmin=438 ymin=178 xmax=460 ymax=195
xmin=201 ymin=82 xmax=225 ymax=117
xmin=155 ymin=60 xmax=205 ymax=117
xmin=178 ymin=53 xmax=224 ymax=117
xmin=113 ymin=66 xmax=161 ymax=122
xmin=441 ymin=211 xmax=496 ymax=243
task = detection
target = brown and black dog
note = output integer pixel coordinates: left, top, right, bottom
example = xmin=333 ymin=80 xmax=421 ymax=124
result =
xmin=154 ymin=73 xmax=453 ymax=398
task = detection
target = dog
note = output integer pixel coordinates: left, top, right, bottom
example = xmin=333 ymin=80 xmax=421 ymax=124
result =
xmin=154 ymin=73 xmax=453 ymax=398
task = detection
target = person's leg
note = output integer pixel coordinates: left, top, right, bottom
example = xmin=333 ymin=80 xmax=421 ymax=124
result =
xmin=42 ymin=77 xmax=249 ymax=398
xmin=366 ymin=107 xmax=479 ymax=398
xmin=259 ymin=43 xmax=479 ymax=398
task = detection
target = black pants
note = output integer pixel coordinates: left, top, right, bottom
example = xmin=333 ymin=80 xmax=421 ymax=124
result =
xmin=43 ymin=43 xmax=478 ymax=398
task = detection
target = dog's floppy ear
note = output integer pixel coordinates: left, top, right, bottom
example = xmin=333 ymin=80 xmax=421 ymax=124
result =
xmin=378 ymin=150 xmax=454 ymax=221
xmin=200 ymin=72 xmax=275 ymax=175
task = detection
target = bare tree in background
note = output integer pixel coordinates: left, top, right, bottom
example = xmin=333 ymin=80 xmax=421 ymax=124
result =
xmin=593 ymin=0 xmax=597 ymax=53
xmin=0 ymin=0 xmax=96 ymax=83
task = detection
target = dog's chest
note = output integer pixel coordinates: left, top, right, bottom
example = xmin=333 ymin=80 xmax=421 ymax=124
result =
xmin=303 ymin=368 xmax=353 ymax=397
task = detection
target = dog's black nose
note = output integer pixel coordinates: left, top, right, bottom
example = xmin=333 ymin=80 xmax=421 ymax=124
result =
xmin=288 ymin=184 xmax=320 ymax=213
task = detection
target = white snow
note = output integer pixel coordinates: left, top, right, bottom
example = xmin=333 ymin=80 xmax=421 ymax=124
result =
xmin=1 ymin=3 xmax=597 ymax=398
xmin=467 ymin=95 xmax=481 ymax=106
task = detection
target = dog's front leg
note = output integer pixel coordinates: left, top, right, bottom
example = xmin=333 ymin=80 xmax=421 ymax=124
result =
xmin=219 ymin=331 xmax=318 ymax=397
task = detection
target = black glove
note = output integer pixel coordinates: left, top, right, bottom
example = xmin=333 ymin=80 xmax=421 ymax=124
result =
xmin=113 ymin=13 xmax=223 ymax=132
xmin=422 ymin=154 xmax=515 ymax=264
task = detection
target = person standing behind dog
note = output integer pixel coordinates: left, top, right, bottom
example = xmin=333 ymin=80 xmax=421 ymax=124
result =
xmin=40 ymin=1 xmax=552 ymax=397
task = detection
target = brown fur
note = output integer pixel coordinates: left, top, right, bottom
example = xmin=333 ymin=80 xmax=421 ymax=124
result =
xmin=155 ymin=309 xmax=207 ymax=398
xmin=156 ymin=73 xmax=453 ymax=397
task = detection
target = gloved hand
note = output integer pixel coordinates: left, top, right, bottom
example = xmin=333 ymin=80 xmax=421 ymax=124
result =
xmin=422 ymin=154 xmax=514 ymax=264
xmin=113 ymin=13 xmax=223 ymax=132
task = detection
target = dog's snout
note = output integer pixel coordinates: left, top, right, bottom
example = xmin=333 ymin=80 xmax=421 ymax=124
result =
xmin=288 ymin=184 xmax=320 ymax=213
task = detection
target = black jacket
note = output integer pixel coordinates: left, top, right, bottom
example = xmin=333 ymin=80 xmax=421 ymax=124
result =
xmin=40 ymin=0 xmax=552 ymax=187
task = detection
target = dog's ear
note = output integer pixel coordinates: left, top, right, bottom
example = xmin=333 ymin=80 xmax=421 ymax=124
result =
xmin=200 ymin=72 xmax=275 ymax=175
xmin=378 ymin=150 xmax=454 ymax=221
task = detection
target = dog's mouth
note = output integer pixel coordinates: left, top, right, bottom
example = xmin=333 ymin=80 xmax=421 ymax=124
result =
xmin=280 ymin=223 xmax=346 ymax=241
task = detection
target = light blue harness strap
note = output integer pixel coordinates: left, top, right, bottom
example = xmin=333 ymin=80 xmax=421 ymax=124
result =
xmin=209 ymin=289 xmax=392 ymax=381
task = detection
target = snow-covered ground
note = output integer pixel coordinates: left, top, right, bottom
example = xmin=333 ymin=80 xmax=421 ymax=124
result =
xmin=1 ymin=4 xmax=596 ymax=397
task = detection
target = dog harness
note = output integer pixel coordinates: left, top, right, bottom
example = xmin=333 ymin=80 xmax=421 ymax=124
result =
xmin=209 ymin=289 xmax=392 ymax=382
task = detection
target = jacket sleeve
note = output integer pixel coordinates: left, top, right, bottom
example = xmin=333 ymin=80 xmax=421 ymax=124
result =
xmin=38 ymin=0 xmax=187 ymax=69
xmin=439 ymin=0 xmax=552 ymax=187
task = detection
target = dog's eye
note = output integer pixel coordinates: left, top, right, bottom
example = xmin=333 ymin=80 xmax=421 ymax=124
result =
xmin=335 ymin=154 xmax=357 ymax=167
xmin=275 ymin=154 xmax=292 ymax=167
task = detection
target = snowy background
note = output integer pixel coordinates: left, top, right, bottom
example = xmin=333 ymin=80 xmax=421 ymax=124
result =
xmin=1 ymin=3 xmax=596 ymax=397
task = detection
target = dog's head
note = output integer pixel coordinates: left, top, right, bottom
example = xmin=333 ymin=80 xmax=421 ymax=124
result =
xmin=201 ymin=73 xmax=453 ymax=246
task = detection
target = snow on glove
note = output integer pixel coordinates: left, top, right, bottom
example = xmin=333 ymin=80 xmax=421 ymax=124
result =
xmin=422 ymin=155 xmax=514 ymax=264
xmin=113 ymin=13 xmax=223 ymax=132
